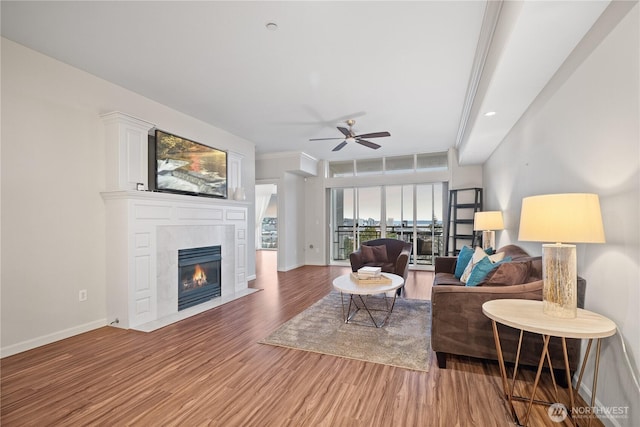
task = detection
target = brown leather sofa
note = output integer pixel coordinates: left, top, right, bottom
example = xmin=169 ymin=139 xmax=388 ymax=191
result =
xmin=350 ymin=238 xmax=412 ymax=281
xmin=431 ymin=244 xmax=586 ymax=385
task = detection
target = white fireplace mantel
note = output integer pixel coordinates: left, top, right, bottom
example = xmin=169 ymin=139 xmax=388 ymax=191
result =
xmin=100 ymin=112 xmax=251 ymax=331
xmin=102 ymin=190 xmax=250 ymax=330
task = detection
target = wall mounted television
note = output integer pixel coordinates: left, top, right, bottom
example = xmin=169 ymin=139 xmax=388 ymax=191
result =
xmin=150 ymin=130 xmax=227 ymax=199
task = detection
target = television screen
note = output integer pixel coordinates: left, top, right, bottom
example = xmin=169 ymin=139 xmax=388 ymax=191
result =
xmin=153 ymin=130 xmax=227 ymax=198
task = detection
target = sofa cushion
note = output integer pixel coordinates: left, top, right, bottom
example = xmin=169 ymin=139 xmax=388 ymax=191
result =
xmin=484 ymin=261 xmax=531 ymax=286
xmin=454 ymin=246 xmax=473 ymax=278
xmin=361 ymin=244 xmax=388 ymax=263
xmin=434 ymin=272 xmax=466 ymax=286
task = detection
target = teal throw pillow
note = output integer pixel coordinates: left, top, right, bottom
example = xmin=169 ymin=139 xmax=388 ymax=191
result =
xmin=454 ymin=246 xmax=473 ymax=279
xmin=466 ymin=256 xmax=512 ymax=287
xmin=484 ymin=247 xmax=495 ymax=255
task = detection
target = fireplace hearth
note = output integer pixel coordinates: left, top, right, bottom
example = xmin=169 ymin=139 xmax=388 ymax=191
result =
xmin=178 ymin=246 xmax=222 ymax=310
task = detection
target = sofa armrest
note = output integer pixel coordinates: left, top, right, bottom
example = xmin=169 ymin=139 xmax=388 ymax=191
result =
xmin=434 ymin=256 xmax=457 ymax=275
xmin=395 ymin=247 xmax=411 ymax=280
xmin=349 ymin=250 xmax=364 ymax=272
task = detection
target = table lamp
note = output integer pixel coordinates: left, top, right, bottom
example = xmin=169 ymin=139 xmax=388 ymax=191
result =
xmin=518 ymin=193 xmax=605 ymax=318
xmin=474 ymin=211 xmax=504 ymax=251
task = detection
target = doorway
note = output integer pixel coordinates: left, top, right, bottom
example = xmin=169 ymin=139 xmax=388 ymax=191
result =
xmin=255 ymin=183 xmax=278 ymax=256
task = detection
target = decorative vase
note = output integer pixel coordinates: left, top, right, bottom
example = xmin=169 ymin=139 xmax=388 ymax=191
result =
xmin=542 ymin=243 xmax=577 ymax=318
xmin=234 ymin=187 xmax=246 ymax=201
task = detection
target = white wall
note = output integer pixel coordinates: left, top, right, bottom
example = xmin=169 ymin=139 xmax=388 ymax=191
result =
xmin=1 ymin=38 xmax=255 ymax=355
xmin=484 ymin=4 xmax=639 ymax=426
xmin=278 ymin=172 xmax=306 ymax=271
xmin=304 ymin=167 xmax=328 ymax=266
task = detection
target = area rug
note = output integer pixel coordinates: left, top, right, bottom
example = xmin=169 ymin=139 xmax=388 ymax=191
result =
xmin=260 ymin=291 xmax=431 ymax=372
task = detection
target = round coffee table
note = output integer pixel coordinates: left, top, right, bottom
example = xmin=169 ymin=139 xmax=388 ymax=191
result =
xmin=332 ymin=273 xmax=405 ymax=328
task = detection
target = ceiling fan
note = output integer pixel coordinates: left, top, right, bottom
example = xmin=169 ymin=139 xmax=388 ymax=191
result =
xmin=309 ymin=119 xmax=391 ymax=151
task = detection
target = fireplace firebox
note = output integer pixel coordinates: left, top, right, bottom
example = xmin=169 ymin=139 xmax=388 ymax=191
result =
xmin=178 ymin=246 xmax=221 ymax=310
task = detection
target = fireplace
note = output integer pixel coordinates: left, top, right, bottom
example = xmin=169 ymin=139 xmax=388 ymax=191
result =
xmin=178 ymin=246 xmax=222 ymax=310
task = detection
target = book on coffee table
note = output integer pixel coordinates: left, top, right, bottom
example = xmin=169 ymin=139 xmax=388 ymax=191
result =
xmin=357 ymin=266 xmax=382 ymax=279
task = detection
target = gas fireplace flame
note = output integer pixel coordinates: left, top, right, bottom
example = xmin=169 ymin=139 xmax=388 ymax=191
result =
xmin=192 ymin=264 xmax=207 ymax=287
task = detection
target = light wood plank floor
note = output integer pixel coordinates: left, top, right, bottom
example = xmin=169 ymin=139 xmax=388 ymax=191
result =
xmin=1 ymin=251 xmax=602 ymax=426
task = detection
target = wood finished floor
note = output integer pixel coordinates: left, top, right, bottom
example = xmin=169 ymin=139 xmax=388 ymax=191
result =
xmin=1 ymin=251 xmax=602 ymax=426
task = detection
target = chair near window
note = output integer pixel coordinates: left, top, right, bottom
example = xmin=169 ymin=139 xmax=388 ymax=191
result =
xmin=349 ymin=238 xmax=412 ymax=284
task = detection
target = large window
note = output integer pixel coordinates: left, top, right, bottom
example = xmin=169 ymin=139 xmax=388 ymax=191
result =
xmin=331 ymin=183 xmax=444 ymax=267
xmin=329 ymin=160 xmax=355 ymax=177
xmin=332 ymin=188 xmax=355 ymax=260
xmin=328 ymin=152 xmax=447 ymax=177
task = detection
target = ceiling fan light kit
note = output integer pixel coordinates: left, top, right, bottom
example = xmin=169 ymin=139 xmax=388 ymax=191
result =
xmin=309 ymin=119 xmax=390 ymax=152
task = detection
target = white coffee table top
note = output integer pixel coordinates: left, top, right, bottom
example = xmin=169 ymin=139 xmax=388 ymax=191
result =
xmin=332 ymin=273 xmax=404 ymax=295
xmin=482 ymin=299 xmax=617 ymax=339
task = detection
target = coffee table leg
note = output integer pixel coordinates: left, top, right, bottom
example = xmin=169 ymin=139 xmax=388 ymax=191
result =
xmin=346 ymin=293 xmax=398 ymax=328
xmin=355 ymin=295 xmax=377 ymax=326
xmin=340 ymin=292 xmax=360 ymax=323
xmin=380 ymin=293 xmax=398 ymax=327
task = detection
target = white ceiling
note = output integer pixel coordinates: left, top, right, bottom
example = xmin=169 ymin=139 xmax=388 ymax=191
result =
xmin=1 ymin=1 xmax=610 ymax=163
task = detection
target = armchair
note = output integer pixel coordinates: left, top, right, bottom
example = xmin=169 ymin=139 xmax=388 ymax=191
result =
xmin=349 ymin=238 xmax=412 ymax=281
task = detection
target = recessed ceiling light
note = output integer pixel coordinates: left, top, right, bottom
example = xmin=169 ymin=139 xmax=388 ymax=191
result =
xmin=484 ymin=111 xmax=497 ymax=117
xmin=265 ymin=22 xmax=278 ymax=31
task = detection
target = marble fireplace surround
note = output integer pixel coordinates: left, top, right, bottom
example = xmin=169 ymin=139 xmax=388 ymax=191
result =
xmin=157 ymin=225 xmax=234 ymax=318
xmin=153 ymin=224 xmax=246 ymax=331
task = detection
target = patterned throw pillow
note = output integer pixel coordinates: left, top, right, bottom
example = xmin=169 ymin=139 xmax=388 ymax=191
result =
xmin=461 ymin=247 xmax=505 ymax=283
xmin=454 ymin=246 xmax=474 ymax=278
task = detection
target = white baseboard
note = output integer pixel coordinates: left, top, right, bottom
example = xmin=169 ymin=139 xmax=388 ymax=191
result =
xmin=577 ymin=381 xmax=623 ymax=427
xmin=280 ymin=263 xmax=305 ymax=272
xmin=1 ymin=318 xmax=107 ymax=358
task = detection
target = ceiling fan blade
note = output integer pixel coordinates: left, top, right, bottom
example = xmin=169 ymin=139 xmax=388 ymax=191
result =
xmin=337 ymin=127 xmax=351 ymax=137
xmin=354 ymin=131 xmax=391 ymax=139
xmin=332 ymin=141 xmax=348 ymax=151
xmin=309 ymin=137 xmax=345 ymax=141
xmin=356 ymin=139 xmax=381 ymax=150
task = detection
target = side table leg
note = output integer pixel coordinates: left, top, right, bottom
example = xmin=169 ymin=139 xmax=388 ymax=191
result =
xmin=491 ymin=320 xmax=519 ymax=424
xmin=491 ymin=320 xmax=509 ymax=395
xmin=524 ymin=334 xmax=551 ymax=426
xmin=561 ymin=338 xmax=575 ymax=412
xmin=588 ymin=339 xmax=603 ymax=427
xmin=510 ymin=329 xmax=524 ymax=400
xmin=575 ymin=339 xmax=594 ymax=393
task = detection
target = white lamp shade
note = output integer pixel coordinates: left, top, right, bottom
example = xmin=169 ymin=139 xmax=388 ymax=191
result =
xmin=473 ymin=211 xmax=504 ymax=231
xmin=518 ymin=193 xmax=605 ymax=243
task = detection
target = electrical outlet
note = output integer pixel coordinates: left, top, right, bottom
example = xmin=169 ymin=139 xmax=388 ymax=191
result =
xmin=79 ymin=289 xmax=88 ymax=302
